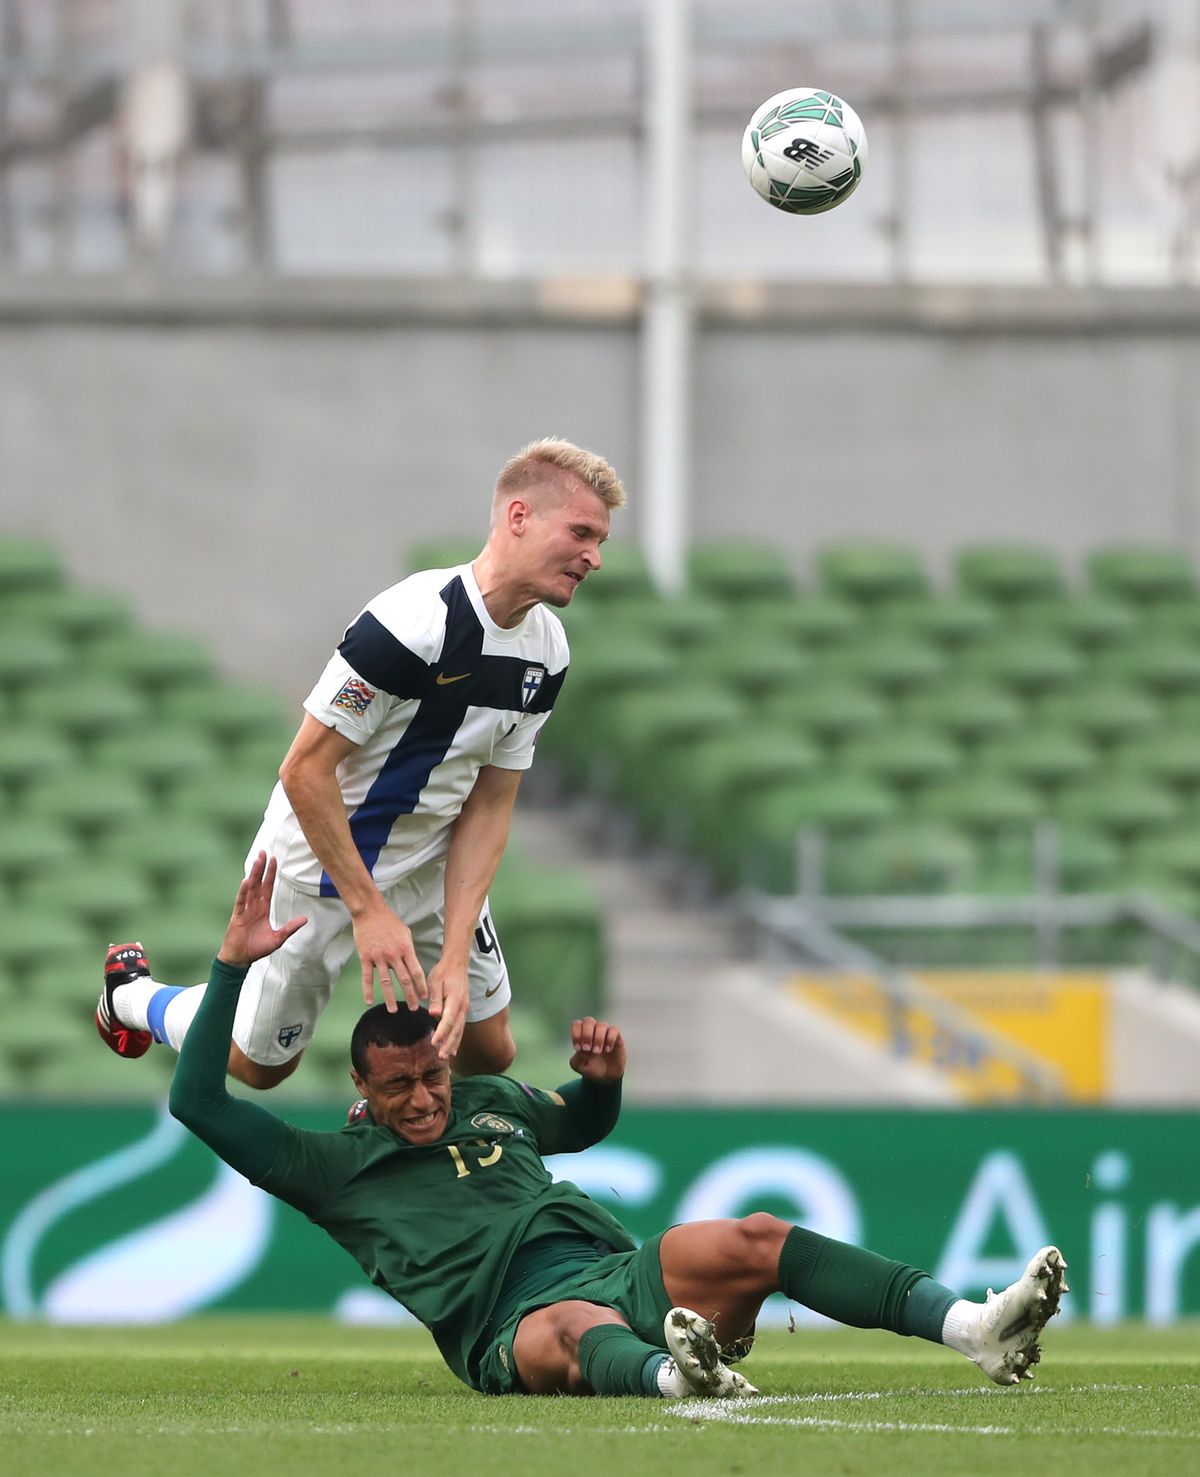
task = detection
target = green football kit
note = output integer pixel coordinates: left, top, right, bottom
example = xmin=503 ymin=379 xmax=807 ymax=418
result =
xmin=170 ymin=961 xmax=668 ymax=1390
xmin=171 ymin=961 xmax=965 ymax=1396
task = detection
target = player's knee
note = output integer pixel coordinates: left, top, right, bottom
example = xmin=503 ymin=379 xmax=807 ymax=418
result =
xmin=733 ymin=1213 xmax=792 ymax=1272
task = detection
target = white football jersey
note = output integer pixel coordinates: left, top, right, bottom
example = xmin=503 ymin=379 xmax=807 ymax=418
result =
xmin=252 ymin=564 xmax=569 ymax=897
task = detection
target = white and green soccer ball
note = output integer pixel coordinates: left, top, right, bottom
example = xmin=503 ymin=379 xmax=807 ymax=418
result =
xmin=741 ymin=87 xmax=868 ymax=215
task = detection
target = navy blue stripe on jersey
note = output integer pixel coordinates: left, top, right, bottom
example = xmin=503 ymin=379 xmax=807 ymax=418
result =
xmin=320 ymin=576 xmax=482 ymax=895
xmin=338 ymin=611 xmax=429 ymax=699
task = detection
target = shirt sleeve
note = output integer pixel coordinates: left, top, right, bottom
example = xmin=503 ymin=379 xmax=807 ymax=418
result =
xmin=167 ymin=959 xmax=289 ymax=1186
xmin=501 ymin=1075 xmax=622 ymax=1155
xmin=169 ymin=959 xmax=358 ymax=1215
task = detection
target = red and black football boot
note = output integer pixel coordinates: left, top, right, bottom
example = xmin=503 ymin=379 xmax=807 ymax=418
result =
xmin=96 ymin=941 xmax=154 ymax=1058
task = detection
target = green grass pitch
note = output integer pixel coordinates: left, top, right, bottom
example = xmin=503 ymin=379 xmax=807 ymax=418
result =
xmin=2 ymin=1318 xmax=1199 ymax=1477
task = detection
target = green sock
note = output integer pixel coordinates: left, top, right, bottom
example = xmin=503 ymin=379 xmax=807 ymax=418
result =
xmin=577 ymin=1323 xmax=668 ymax=1396
xmin=778 ymin=1226 xmax=957 ymax=1341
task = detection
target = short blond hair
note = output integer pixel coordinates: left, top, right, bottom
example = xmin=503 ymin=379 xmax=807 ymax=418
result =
xmin=494 ymin=437 xmax=626 ymax=512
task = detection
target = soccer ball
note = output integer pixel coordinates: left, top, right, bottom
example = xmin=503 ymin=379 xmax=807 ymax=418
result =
xmin=741 ymin=88 xmax=868 ymax=215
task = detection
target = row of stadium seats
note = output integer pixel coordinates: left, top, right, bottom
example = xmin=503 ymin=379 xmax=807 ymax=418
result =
xmin=406 ymin=534 xmax=1200 ymax=609
xmin=398 ymin=535 xmax=1200 ymax=972
xmin=0 ymin=536 xmax=607 ymax=1099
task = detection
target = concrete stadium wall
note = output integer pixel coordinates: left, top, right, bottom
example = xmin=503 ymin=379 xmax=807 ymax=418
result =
xmin=4 ymin=318 xmax=1199 ymax=697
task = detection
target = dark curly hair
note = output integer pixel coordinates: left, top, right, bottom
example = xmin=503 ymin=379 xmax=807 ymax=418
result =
xmin=350 ymin=1003 xmax=436 ymax=1076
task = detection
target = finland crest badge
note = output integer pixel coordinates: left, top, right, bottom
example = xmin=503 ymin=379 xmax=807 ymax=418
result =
xmin=520 ymin=665 xmax=545 ymax=709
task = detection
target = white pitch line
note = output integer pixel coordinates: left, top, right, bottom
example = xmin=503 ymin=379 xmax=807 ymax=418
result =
xmin=667 ymin=1393 xmax=1200 ymax=1441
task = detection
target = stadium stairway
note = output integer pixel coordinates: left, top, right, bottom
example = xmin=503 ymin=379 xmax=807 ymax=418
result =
xmin=511 ymin=789 xmax=958 ymax=1104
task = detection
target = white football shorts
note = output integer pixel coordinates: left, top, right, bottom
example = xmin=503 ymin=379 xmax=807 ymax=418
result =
xmin=231 ymin=855 xmax=511 ymax=1066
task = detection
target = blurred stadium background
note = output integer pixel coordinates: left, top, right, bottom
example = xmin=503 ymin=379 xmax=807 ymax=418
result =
xmin=4 ymin=0 xmax=1200 ymax=1329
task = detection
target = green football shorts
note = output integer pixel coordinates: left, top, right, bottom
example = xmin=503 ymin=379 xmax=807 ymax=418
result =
xmin=475 ymin=1230 xmax=671 ymax=1395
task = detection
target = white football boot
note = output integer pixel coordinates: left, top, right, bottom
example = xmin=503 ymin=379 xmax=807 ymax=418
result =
xmin=660 ymin=1307 xmax=759 ymax=1398
xmin=959 ymin=1245 xmax=1069 ymax=1386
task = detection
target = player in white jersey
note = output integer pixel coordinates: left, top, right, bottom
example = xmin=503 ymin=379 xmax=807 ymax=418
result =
xmin=96 ymin=438 xmax=626 ymax=1087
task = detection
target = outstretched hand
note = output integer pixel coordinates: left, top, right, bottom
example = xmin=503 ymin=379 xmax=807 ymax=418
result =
xmin=218 ymin=852 xmax=308 ymax=968
xmin=568 ymin=1017 xmax=626 ymax=1083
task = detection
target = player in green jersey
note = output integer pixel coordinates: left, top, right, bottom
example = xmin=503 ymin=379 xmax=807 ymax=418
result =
xmin=168 ymin=852 xmax=1069 ymax=1399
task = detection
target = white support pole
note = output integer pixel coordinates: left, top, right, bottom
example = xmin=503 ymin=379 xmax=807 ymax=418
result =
xmin=640 ymin=0 xmax=692 ymax=596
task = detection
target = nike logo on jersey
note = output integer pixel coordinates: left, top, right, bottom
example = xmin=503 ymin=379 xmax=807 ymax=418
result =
xmin=435 ymin=671 xmax=472 ymax=685
xmin=484 ymin=983 xmax=503 ymax=998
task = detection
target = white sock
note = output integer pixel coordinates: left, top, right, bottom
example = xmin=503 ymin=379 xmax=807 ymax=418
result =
xmin=112 ymin=979 xmax=207 ymax=1052
xmin=941 ymin=1298 xmax=982 ymax=1357
xmin=111 ymin=977 xmax=166 ymax=1031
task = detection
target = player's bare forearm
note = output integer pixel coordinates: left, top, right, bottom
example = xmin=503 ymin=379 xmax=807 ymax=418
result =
xmin=428 ymin=766 xmax=522 ymax=1056
xmin=278 ymin=716 xmax=384 ymax=918
xmin=441 ymin=766 xmax=522 ymax=963
xmin=280 ymin=714 xmax=427 ymax=1009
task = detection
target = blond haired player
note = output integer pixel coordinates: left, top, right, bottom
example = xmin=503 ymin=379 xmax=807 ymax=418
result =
xmin=98 ymin=438 xmax=624 ymax=1086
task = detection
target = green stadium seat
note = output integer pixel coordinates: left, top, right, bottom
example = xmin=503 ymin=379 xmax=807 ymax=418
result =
xmin=404 ymin=537 xmax=480 ymax=572
xmin=93 ymin=727 xmax=220 ymax=794
xmin=968 ymin=822 xmax=1123 ymax=896
xmin=1087 ymin=546 xmax=1196 ymax=605
xmin=1116 ymin=732 xmax=1200 ymax=794
xmin=881 ymin=595 xmax=999 ymax=651
xmin=17 ymin=673 xmax=152 ymax=744
xmin=772 ymin=594 xmax=861 ymax=649
xmin=2 ymin=998 xmax=86 ymax=1078
xmin=608 ymin=686 xmax=752 ymax=832
xmin=827 ymin=632 xmax=947 ymax=698
xmin=917 ymin=772 xmax=1042 ymax=835
xmin=979 ymin=728 xmax=1098 ymax=794
xmin=1099 ymin=636 xmax=1200 ymax=697
xmin=592 ymin=596 xmax=725 ymax=651
xmin=20 ymin=769 xmax=152 ymax=840
xmin=901 ymin=679 xmax=1024 ymax=748
xmin=955 ymin=544 xmax=1065 ymax=605
xmin=159 ymin=683 xmax=295 ymax=746
xmin=539 ymin=637 xmax=675 ymax=780
xmin=735 ymin=773 xmax=899 ymax=894
xmin=91 ymin=816 xmax=235 ymax=890
xmin=824 ymin=821 xmax=977 ymax=896
xmin=89 ymin=630 xmax=217 ymax=693
xmin=678 ymin=632 xmax=812 ymax=703
xmin=24 ymin=863 xmax=156 ymax=937
xmin=174 ymin=865 xmax=246 ymax=914
xmin=664 ymin=730 xmax=822 ymax=874
xmin=0 ymin=536 xmax=64 ymax=595
xmin=0 ymin=730 xmax=75 ymax=791
xmin=760 ymin=679 xmax=888 ymax=749
xmin=816 ymin=542 xmax=929 ymax=605
xmin=1140 ymin=601 xmax=1200 ymax=642
xmin=25 ymin=951 xmax=111 ymax=1006
xmin=137 ymin=905 xmax=227 ymax=982
xmin=0 ymin=818 xmax=75 ymax=885
xmin=1132 ymin=828 xmax=1200 ymax=889
xmin=1016 ymin=595 xmax=1139 ymax=652
xmin=840 ymin=727 xmax=961 ymax=794
xmin=6 ymin=587 xmax=134 ymax=646
xmin=226 ymin=725 xmax=295 ymax=774
xmin=1055 ymin=772 xmax=1182 ymax=841
xmin=0 ymin=630 xmax=73 ymax=692
xmin=488 ymin=865 xmax=605 ymax=1029
xmin=574 ymin=542 xmax=654 ymax=602
xmin=961 ymin=632 xmax=1083 ymax=698
xmin=1038 ymin=682 xmax=1160 ymax=749
xmin=0 ymin=906 xmax=93 ymax=972
xmin=687 ymin=540 xmax=797 ymax=604
xmin=169 ymin=770 xmax=268 ymax=846
xmin=41 ymin=1034 xmax=174 ymax=1099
